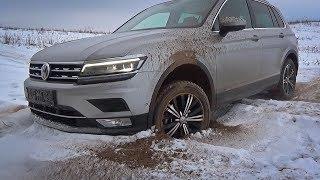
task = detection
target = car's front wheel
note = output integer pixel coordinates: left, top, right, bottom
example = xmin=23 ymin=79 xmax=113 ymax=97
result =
xmin=154 ymin=81 xmax=210 ymax=138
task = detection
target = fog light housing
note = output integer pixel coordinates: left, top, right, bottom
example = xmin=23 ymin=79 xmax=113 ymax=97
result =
xmin=96 ymin=118 xmax=132 ymax=128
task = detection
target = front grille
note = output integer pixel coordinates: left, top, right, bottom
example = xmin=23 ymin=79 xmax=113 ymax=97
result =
xmin=29 ymin=62 xmax=83 ymax=83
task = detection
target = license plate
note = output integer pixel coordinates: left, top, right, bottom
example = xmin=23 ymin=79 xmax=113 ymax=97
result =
xmin=26 ymin=88 xmax=56 ymax=107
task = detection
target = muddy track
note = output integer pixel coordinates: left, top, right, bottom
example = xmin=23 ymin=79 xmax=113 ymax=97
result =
xmin=294 ymin=78 xmax=320 ymax=103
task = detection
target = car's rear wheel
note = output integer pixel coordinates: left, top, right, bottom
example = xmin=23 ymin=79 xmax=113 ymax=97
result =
xmin=275 ymin=59 xmax=297 ymax=100
xmin=154 ymin=81 xmax=210 ymax=138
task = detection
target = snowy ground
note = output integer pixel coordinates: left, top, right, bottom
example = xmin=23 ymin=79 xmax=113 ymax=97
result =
xmin=0 ymin=44 xmax=38 ymax=105
xmin=0 ymin=23 xmax=319 ymax=179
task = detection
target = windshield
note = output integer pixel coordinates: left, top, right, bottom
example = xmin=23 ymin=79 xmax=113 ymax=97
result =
xmin=116 ymin=0 xmax=218 ymax=32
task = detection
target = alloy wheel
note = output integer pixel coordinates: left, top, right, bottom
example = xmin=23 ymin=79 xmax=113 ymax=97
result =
xmin=162 ymin=93 xmax=204 ymax=138
xmin=282 ymin=63 xmax=296 ymax=96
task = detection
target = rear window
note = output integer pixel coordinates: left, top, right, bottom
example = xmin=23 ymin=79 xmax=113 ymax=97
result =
xmin=249 ymin=0 xmax=274 ymax=28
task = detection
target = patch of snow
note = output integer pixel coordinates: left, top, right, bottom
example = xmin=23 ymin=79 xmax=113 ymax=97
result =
xmin=0 ymin=108 xmax=157 ymax=178
xmin=135 ymin=129 xmax=154 ymax=140
xmin=0 ymin=108 xmax=32 ymax=136
xmin=152 ymin=139 xmax=188 ymax=152
xmin=191 ymin=128 xmax=216 ymax=138
xmin=0 ymin=44 xmax=38 ymax=105
xmin=0 ymin=100 xmax=25 ymax=116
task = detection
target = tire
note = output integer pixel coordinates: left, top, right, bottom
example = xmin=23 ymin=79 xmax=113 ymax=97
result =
xmin=274 ymin=59 xmax=298 ymax=100
xmin=154 ymin=81 xmax=210 ymax=138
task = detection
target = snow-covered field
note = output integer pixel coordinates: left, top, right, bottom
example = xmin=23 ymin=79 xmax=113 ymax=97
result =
xmin=0 ymin=23 xmax=319 ymax=179
xmin=292 ymin=22 xmax=320 ymax=82
xmin=0 ymin=27 xmax=103 ymax=48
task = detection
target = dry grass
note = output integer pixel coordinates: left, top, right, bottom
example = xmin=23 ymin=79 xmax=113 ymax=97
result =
xmin=1 ymin=33 xmax=55 ymax=47
xmin=288 ymin=19 xmax=320 ymax=25
xmin=0 ymin=27 xmax=105 ymax=48
xmin=0 ymin=26 xmax=107 ymax=48
xmin=1 ymin=26 xmax=109 ymax=35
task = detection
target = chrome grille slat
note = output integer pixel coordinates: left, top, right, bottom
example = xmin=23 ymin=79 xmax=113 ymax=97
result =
xmin=50 ymin=76 xmax=78 ymax=80
xmin=30 ymin=67 xmax=41 ymax=71
xmin=29 ymin=62 xmax=83 ymax=83
xmin=51 ymin=69 xmax=81 ymax=73
xmin=30 ymin=74 xmax=41 ymax=78
xmin=30 ymin=62 xmax=44 ymax=65
xmin=31 ymin=107 xmax=86 ymax=119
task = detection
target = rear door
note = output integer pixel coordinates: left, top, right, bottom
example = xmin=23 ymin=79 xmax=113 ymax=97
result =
xmin=248 ymin=0 xmax=287 ymax=81
xmin=212 ymin=0 xmax=261 ymax=102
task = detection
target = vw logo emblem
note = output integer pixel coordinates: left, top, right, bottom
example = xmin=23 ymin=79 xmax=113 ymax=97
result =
xmin=41 ymin=62 xmax=50 ymax=81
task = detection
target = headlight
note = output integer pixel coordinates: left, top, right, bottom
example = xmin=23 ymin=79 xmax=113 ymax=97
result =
xmin=80 ymin=54 xmax=147 ymax=77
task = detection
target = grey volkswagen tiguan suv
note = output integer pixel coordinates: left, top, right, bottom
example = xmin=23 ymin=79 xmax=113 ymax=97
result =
xmin=25 ymin=0 xmax=298 ymax=137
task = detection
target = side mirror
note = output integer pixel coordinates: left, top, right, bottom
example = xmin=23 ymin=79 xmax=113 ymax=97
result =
xmin=219 ymin=17 xmax=247 ymax=37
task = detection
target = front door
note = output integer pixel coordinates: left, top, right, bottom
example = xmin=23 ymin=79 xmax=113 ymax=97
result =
xmin=211 ymin=0 xmax=261 ymax=103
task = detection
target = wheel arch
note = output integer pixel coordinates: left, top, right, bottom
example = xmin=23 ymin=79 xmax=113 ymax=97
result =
xmin=147 ymin=61 xmax=215 ymax=128
xmin=282 ymin=49 xmax=299 ymax=71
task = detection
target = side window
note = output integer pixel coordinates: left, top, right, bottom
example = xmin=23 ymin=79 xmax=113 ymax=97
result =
xmin=178 ymin=13 xmax=202 ymax=25
xmin=132 ymin=12 xmax=170 ymax=30
xmin=269 ymin=7 xmax=279 ymax=27
xmin=249 ymin=1 xmax=274 ymax=28
xmin=272 ymin=8 xmax=285 ymax=28
xmin=213 ymin=0 xmax=252 ymax=31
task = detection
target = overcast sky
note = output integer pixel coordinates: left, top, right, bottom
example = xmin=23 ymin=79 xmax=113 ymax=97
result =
xmin=0 ymin=0 xmax=319 ymax=32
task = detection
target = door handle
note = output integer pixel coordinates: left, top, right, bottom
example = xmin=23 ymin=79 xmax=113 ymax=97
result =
xmin=279 ymin=33 xmax=285 ymax=38
xmin=251 ymin=35 xmax=260 ymax=42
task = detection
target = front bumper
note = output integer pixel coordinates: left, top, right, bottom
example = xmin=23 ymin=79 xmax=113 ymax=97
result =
xmin=24 ymin=72 xmax=155 ymax=135
xmin=32 ymin=109 xmax=148 ymax=135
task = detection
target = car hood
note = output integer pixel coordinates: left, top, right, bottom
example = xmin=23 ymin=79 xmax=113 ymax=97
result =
xmin=31 ymin=29 xmax=173 ymax=62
